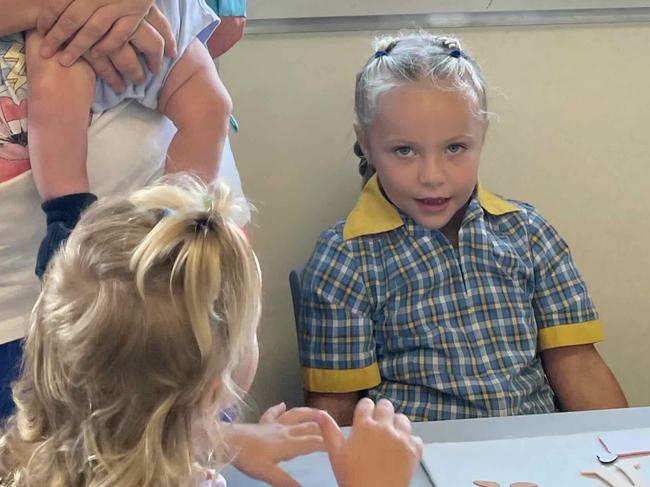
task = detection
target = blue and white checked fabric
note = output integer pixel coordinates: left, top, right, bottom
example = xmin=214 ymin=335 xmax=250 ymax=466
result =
xmin=299 ymin=175 xmax=603 ymax=421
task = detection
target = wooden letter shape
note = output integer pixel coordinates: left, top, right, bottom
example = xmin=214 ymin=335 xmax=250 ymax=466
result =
xmin=473 ymin=482 xmax=501 ymax=487
xmin=616 ymin=461 xmax=650 ymax=487
xmin=581 ymin=465 xmax=634 ymax=487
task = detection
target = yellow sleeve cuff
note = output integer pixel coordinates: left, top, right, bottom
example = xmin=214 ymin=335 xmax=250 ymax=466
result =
xmin=302 ymin=364 xmax=381 ymax=393
xmin=538 ymin=319 xmax=605 ymax=351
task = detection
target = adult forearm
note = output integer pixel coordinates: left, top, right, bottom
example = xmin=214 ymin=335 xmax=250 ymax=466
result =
xmin=543 ymin=344 xmax=628 ymax=411
xmin=557 ymin=364 xmax=628 ymax=411
xmin=0 ymin=0 xmax=41 ymax=36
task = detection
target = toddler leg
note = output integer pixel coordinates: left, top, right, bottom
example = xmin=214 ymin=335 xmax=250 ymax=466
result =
xmin=25 ymin=30 xmax=95 ymax=199
xmin=25 ymin=31 xmax=97 ymax=278
xmin=158 ymin=39 xmax=231 ymax=183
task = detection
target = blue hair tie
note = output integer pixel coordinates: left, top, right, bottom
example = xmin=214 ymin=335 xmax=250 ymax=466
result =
xmin=449 ymin=49 xmax=464 ymax=59
xmin=374 ymin=50 xmax=388 ymax=59
xmin=162 ymin=207 xmax=174 ymax=217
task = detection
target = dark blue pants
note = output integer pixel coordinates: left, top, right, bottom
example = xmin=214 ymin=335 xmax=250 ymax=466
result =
xmin=0 ymin=339 xmax=22 ymax=419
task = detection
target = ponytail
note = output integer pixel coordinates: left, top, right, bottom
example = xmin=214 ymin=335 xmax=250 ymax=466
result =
xmin=0 ymin=174 xmax=260 ymax=487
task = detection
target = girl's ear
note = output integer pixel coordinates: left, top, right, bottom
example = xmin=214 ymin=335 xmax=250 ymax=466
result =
xmin=354 ymin=124 xmax=369 ymax=157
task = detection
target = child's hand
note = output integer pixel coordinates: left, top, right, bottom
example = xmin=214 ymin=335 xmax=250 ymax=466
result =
xmin=225 ymin=403 xmax=325 ymax=487
xmin=319 ymin=398 xmax=423 ymax=487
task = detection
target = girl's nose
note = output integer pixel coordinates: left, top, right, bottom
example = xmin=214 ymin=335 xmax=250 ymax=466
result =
xmin=417 ymin=156 xmax=445 ymax=187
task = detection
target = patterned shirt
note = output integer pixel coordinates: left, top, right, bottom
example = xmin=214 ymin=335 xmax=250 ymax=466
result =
xmin=299 ymin=175 xmax=604 ymax=420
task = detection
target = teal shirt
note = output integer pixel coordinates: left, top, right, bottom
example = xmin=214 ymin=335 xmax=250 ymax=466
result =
xmin=205 ymin=0 xmax=246 ymax=16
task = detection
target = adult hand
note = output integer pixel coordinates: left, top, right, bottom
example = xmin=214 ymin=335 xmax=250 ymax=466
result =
xmin=319 ymin=398 xmax=423 ymax=487
xmin=37 ymin=0 xmax=176 ymax=66
xmin=226 ymin=403 xmax=325 ymax=487
xmin=82 ymin=6 xmax=177 ymax=92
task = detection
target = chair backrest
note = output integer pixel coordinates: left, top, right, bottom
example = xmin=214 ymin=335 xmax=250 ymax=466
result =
xmin=289 ymin=266 xmax=310 ymax=402
xmin=289 ymin=266 xmax=304 ymax=331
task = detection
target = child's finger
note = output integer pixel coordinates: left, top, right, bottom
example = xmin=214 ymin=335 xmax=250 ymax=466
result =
xmin=394 ymin=412 xmax=412 ymax=434
xmin=318 ymin=410 xmax=344 ymax=455
xmin=288 ymin=421 xmax=321 ymax=437
xmin=278 ymin=406 xmax=322 ymax=425
xmin=353 ymin=397 xmax=375 ymax=425
xmin=373 ymin=398 xmax=395 ymax=424
xmin=412 ymin=435 xmax=424 ymax=458
xmin=260 ymin=402 xmax=287 ymax=423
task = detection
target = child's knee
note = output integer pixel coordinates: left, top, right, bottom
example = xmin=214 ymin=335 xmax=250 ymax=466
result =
xmin=26 ymin=32 xmax=95 ymax=102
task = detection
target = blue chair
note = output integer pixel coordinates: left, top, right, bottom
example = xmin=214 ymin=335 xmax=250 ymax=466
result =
xmin=289 ymin=266 xmax=305 ymax=333
xmin=289 ymin=267 xmax=310 ymax=403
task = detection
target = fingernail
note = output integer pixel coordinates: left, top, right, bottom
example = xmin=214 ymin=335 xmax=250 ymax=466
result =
xmin=59 ymin=53 xmax=73 ymax=66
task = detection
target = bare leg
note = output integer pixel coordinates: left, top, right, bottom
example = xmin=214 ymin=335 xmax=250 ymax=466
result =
xmin=25 ymin=30 xmax=95 ymax=200
xmin=26 ymin=31 xmax=97 ymax=278
xmin=158 ymin=39 xmax=231 ymax=183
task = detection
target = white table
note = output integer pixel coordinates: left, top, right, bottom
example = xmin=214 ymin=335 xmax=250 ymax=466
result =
xmin=223 ymin=407 xmax=650 ymax=486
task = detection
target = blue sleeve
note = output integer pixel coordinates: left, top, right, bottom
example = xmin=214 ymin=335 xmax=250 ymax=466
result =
xmin=298 ymin=227 xmax=381 ymax=393
xmin=205 ymin=0 xmax=247 ymax=16
xmin=525 ymin=205 xmax=604 ymax=350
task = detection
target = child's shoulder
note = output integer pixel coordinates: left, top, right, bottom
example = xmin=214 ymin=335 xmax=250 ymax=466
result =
xmin=491 ymin=194 xmax=564 ymax=245
xmin=313 ymin=218 xmax=350 ymax=251
xmin=489 ymin=193 xmax=551 ymax=228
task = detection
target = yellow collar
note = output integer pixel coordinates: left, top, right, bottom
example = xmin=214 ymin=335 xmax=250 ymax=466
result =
xmin=343 ymin=175 xmax=520 ymax=240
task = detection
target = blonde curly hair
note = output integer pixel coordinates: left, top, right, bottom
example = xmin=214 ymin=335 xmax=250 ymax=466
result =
xmin=0 ymin=175 xmax=260 ymax=487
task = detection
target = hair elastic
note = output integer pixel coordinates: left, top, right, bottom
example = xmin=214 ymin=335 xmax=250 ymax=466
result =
xmin=449 ymin=49 xmax=465 ymax=59
xmin=374 ymin=50 xmax=388 ymax=59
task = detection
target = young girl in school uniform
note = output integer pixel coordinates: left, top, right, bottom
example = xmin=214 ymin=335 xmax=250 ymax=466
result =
xmin=299 ymin=31 xmax=628 ymax=425
xmin=0 ymin=176 xmax=422 ymax=487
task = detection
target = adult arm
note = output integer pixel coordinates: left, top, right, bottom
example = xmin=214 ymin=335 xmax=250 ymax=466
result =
xmin=527 ymin=206 xmax=628 ymax=410
xmin=308 ymin=392 xmax=361 ymax=427
xmin=0 ymin=0 xmax=41 ymax=36
xmin=542 ymin=344 xmax=627 ymax=410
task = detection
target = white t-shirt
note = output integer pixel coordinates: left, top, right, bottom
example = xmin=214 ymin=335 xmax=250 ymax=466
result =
xmin=0 ymin=100 xmax=249 ymax=345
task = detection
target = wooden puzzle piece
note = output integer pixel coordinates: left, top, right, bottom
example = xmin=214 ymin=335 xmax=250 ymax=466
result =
xmin=581 ymin=465 xmax=633 ymax=487
xmin=598 ymin=453 xmax=620 ymax=465
xmin=511 ymin=483 xmax=538 ymax=487
xmin=473 ymin=482 xmax=501 ymax=487
xmin=616 ymin=460 xmax=649 ymax=487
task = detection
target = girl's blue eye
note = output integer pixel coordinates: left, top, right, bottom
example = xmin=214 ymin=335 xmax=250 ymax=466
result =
xmin=447 ymin=143 xmax=466 ymax=154
xmin=394 ymin=146 xmax=414 ymax=157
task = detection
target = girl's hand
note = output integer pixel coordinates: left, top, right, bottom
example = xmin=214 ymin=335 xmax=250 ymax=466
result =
xmin=225 ymin=403 xmax=325 ymax=487
xmin=37 ymin=0 xmax=176 ymax=67
xmin=319 ymin=398 xmax=423 ymax=487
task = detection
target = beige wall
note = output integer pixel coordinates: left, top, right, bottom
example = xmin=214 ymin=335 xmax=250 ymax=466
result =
xmin=220 ymin=23 xmax=650 ymax=413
